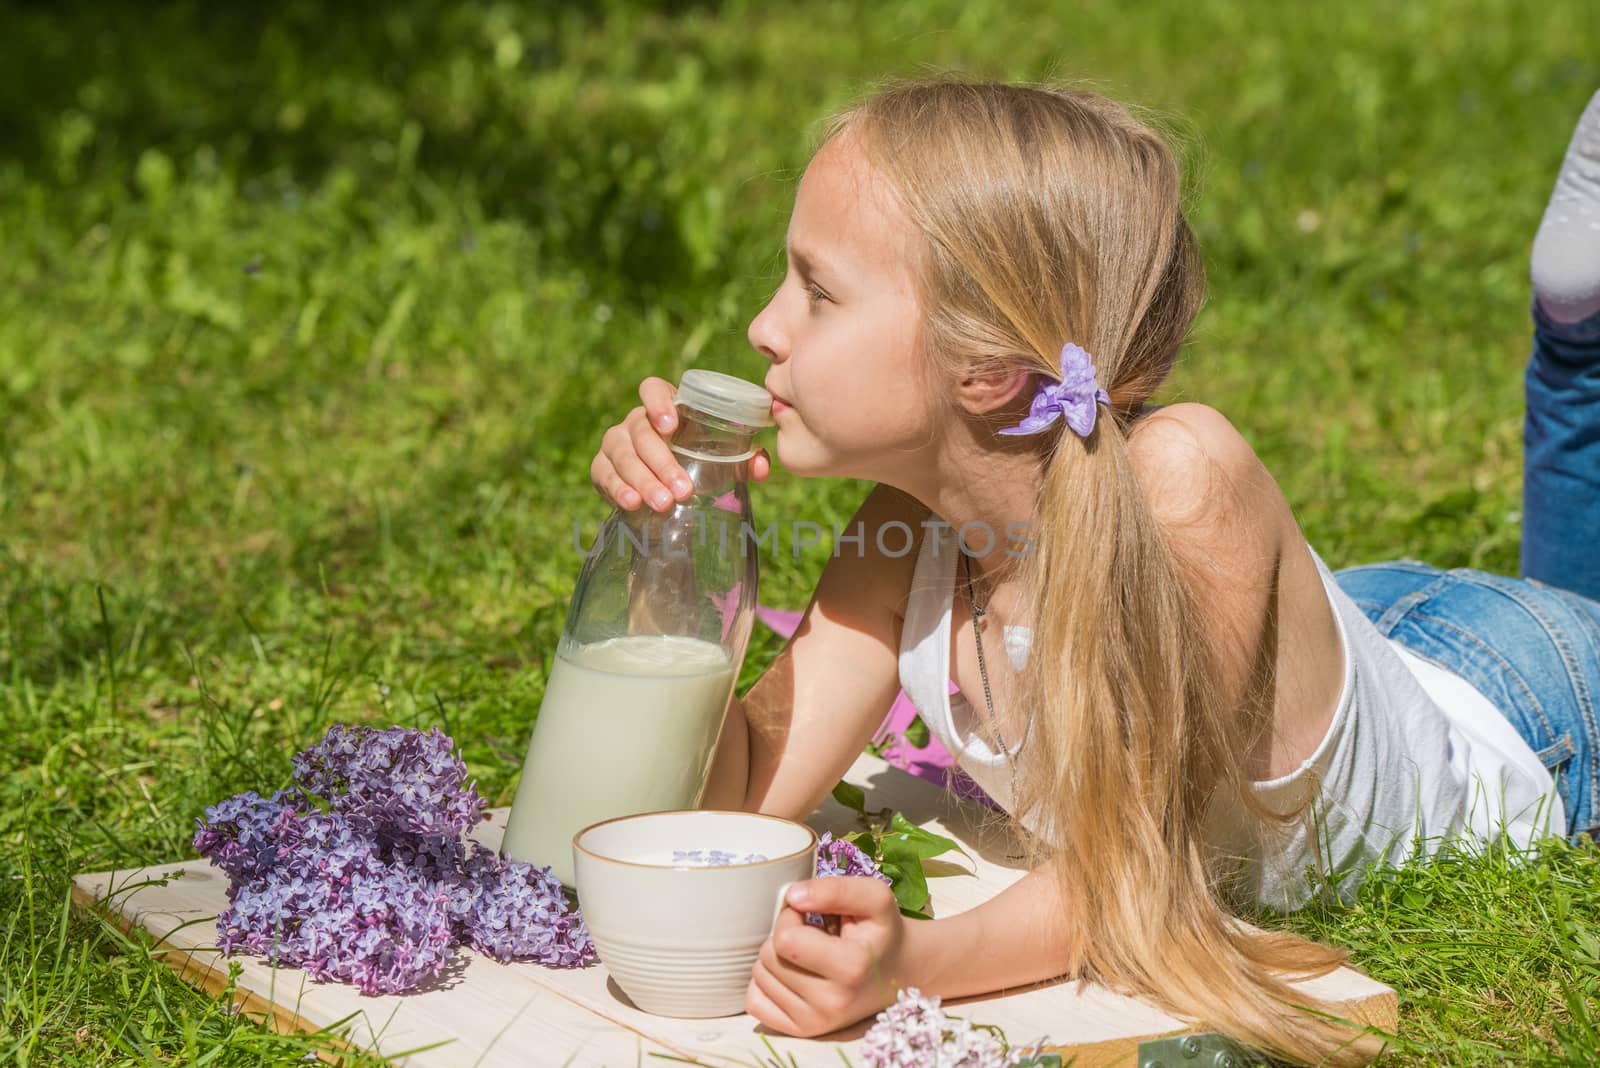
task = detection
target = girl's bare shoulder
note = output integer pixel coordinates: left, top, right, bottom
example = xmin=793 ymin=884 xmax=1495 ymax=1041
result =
xmin=1128 ymin=410 xmax=1346 ymax=776
xmin=805 ymin=482 xmax=930 ymax=630
xmin=853 ymin=482 xmax=931 ymax=617
xmin=1125 ymin=402 xmax=1290 ymax=546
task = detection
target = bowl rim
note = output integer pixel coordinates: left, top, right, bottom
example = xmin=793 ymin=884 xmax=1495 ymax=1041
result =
xmin=572 ymin=809 xmax=819 ymax=871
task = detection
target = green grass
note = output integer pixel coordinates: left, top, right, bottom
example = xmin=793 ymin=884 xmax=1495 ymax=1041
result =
xmin=2 ymin=0 xmax=1599 ymax=1063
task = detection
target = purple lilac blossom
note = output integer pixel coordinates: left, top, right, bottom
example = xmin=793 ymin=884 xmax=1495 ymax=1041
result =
xmin=212 ymin=812 xmax=457 ymax=995
xmin=194 ymin=726 xmax=594 ymax=995
xmin=292 ymin=725 xmax=486 ymax=838
xmin=806 ymin=832 xmax=893 ymax=929
xmin=463 ymin=847 xmax=594 ymax=966
xmin=383 ymin=833 xmax=476 ymax=929
xmin=859 ymin=987 xmax=1027 ymax=1068
xmin=191 ymin=788 xmax=311 ymax=883
xmin=813 ymin=832 xmax=890 ymax=882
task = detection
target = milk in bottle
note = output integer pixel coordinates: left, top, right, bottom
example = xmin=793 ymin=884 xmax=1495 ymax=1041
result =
xmin=501 ymin=370 xmax=773 ymax=886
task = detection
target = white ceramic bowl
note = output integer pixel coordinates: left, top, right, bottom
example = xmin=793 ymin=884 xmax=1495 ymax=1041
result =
xmin=573 ymin=810 xmax=817 ymax=1018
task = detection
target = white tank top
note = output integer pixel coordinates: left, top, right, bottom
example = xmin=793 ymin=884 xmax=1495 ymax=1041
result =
xmin=897 ymin=521 xmax=1566 ymax=911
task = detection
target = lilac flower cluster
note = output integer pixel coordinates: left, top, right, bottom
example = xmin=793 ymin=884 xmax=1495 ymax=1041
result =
xmin=813 ymin=832 xmax=891 ymax=882
xmin=670 ymin=849 xmax=769 ymax=867
xmin=194 ymin=726 xmax=594 ymax=995
xmin=463 ymin=848 xmax=593 ymax=966
xmin=291 ymin=724 xmax=486 ymax=838
xmin=860 ymin=988 xmax=1034 ymax=1068
xmin=213 ymin=811 xmax=457 ymax=995
xmin=805 ymin=832 xmax=894 ymax=930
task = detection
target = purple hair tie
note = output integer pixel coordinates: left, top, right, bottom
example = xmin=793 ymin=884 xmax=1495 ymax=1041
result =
xmin=997 ymin=343 xmax=1110 ymax=438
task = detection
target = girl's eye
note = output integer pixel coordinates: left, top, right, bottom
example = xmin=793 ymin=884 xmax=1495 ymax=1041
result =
xmin=804 ymin=282 xmax=830 ymax=305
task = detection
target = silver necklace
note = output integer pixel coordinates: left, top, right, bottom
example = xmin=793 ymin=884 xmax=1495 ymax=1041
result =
xmin=960 ymin=551 xmax=998 ymax=725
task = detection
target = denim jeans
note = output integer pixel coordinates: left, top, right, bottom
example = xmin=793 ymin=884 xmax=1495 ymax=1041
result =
xmin=1332 ymin=305 xmax=1600 ymax=843
xmin=1523 ymin=302 xmax=1600 ymax=602
xmin=1334 ymin=562 xmax=1600 ymax=841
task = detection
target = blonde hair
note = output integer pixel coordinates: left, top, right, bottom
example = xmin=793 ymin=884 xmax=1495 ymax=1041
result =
xmin=825 ymin=80 xmax=1373 ymax=1064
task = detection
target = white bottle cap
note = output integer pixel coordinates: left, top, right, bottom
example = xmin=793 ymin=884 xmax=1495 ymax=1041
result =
xmin=674 ymin=370 xmax=774 ymax=428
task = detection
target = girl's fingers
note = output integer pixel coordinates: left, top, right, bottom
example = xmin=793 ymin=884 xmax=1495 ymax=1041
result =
xmin=785 ymin=876 xmax=897 ymax=920
xmin=608 ymin=443 xmax=675 ymax=511
xmin=746 ymin=960 xmax=808 ymax=1035
xmin=772 ymin=915 xmax=871 ymax=985
xmin=761 ymin=916 xmax=839 ymax=994
xmin=598 ymin=378 xmax=766 ymax=512
xmin=589 ymin=451 xmax=642 ymax=511
xmin=625 ymin=407 xmax=693 ymax=501
xmin=639 ymin=377 xmax=678 ymax=433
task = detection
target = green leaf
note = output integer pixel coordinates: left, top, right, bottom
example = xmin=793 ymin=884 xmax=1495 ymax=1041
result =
xmin=830 ymin=780 xmax=867 ymax=814
xmin=884 ymin=811 xmax=967 ymax=862
xmin=921 ymin=858 xmax=976 ymax=879
xmin=879 ymin=858 xmax=930 ymax=914
xmin=903 ymin=714 xmax=930 ymax=749
xmin=843 ymin=830 xmax=880 ymax=860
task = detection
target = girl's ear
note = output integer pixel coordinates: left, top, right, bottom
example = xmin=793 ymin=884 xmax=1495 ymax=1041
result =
xmin=955 ymin=367 xmax=1034 ymax=417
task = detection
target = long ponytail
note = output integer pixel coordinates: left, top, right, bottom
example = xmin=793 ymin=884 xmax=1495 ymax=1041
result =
xmin=828 ymin=80 xmax=1378 ymax=1064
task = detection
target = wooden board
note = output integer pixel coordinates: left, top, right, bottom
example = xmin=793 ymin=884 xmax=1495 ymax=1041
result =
xmin=74 ymin=754 xmax=1397 ymax=1066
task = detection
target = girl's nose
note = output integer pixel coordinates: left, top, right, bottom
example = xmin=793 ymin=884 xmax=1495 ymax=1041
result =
xmin=747 ymin=297 xmax=787 ymax=364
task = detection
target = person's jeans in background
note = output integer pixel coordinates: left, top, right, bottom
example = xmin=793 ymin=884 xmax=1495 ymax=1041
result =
xmin=1334 ymin=561 xmax=1600 ymax=841
xmin=1334 ymin=303 xmax=1600 ymax=843
xmin=1523 ymin=302 xmax=1600 ymax=602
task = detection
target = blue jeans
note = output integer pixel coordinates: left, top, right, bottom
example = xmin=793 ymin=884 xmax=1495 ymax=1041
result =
xmin=1333 ymin=306 xmax=1600 ymax=843
xmin=1523 ymin=302 xmax=1600 ymax=600
xmin=1334 ymin=563 xmax=1600 ymax=841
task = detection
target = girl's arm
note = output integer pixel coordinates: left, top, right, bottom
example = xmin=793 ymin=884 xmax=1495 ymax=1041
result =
xmin=747 ymin=864 xmax=1075 ymax=1037
xmin=904 ymin=864 xmax=1074 ymax=999
xmin=701 ymin=481 xmax=928 ymax=819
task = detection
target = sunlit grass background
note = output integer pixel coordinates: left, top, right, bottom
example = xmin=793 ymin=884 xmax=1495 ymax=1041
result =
xmin=3 ymin=0 xmax=1599 ymax=1063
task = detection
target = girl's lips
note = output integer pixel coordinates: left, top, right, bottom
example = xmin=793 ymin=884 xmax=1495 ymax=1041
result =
xmin=771 ymin=397 xmax=793 ymax=416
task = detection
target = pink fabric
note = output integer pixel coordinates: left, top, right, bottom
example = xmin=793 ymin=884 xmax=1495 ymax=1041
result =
xmin=708 ymin=582 xmax=743 ymax=643
xmin=753 ymin=603 xmax=998 ymax=807
xmin=754 ymin=604 xmax=804 ymax=637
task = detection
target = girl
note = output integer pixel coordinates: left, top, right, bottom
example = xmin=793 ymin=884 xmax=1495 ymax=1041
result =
xmin=589 ymin=81 xmax=1600 ymax=1063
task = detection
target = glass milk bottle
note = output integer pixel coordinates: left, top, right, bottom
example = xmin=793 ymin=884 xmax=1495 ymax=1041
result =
xmin=501 ymin=370 xmax=774 ymax=886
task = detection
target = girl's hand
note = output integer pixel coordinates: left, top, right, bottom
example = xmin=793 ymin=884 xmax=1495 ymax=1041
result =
xmin=590 ymin=376 xmax=772 ymax=512
xmin=746 ymin=877 xmax=908 ymax=1037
